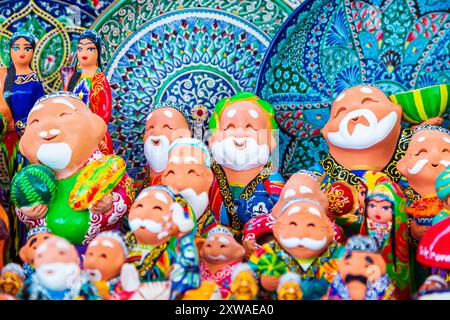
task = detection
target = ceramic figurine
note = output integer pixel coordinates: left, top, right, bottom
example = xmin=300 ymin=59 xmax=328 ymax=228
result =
xmin=0 ymin=205 xmax=9 ymax=269
xmin=16 ymin=92 xmax=134 ymax=251
xmin=310 ymin=85 xmax=418 ymax=235
xmin=414 ymin=275 xmax=448 ymax=299
xmin=248 ymin=198 xmax=344 ymax=300
xmin=125 ymin=185 xmax=199 ymax=299
xmin=434 ymin=165 xmax=450 ymax=224
xmin=229 ymin=263 xmax=258 ymax=300
xmin=82 ymin=231 xmax=128 ymax=299
xmin=417 ymin=216 xmax=450 ymax=284
xmin=19 ymin=227 xmax=53 ymax=277
xmin=360 ymin=175 xmax=411 ymax=299
xmin=208 ymin=92 xmax=285 ymax=238
xmin=182 ymin=281 xmax=222 ymax=300
xmin=277 ymin=272 xmax=303 ymax=300
xmin=142 ymin=101 xmax=192 ymax=189
xmin=0 ymin=263 xmax=24 ymax=297
xmin=243 ymin=170 xmax=343 ymax=259
xmin=1 ymin=32 xmax=44 ymax=139
xmin=160 ymin=137 xmax=217 ymax=237
xmin=327 ymin=235 xmax=396 ymax=300
xmin=18 ymin=236 xmax=82 ymax=300
xmin=64 ymin=30 xmax=113 ymax=155
xmin=198 ymin=226 xmax=246 ymax=299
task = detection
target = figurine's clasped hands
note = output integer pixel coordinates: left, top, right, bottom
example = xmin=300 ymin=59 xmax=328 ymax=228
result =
xmin=20 ymin=204 xmax=48 ymax=220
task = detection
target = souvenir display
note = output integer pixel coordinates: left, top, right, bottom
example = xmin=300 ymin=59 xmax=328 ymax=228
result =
xmin=277 ymin=272 xmax=303 ymax=300
xmin=327 ymin=236 xmax=395 ymax=300
xmin=417 ymin=217 xmax=450 ymax=284
xmin=16 ymin=92 xmax=134 ymax=248
xmin=360 ymin=178 xmax=411 ymax=299
xmin=229 ymin=263 xmax=258 ymax=301
xmin=19 ymin=227 xmax=53 ymax=278
xmin=198 ymin=226 xmax=246 ymax=299
xmin=0 ymin=263 xmax=24 ymax=296
xmin=125 ymin=185 xmax=199 ymax=299
xmin=248 ymin=198 xmax=344 ymax=300
xmin=160 ymin=138 xmax=216 ymax=237
xmin=18 ymin=236 xmax=83 ymax=300
xmin=142 ymin=101 xmax=192 ymax=189
xmin=81 ymin=231 xmax=128 ymax=299
xmin=208 ymin=92 xmax=285 ymax=238
xmin=63 ymin=30 xmax=113 ymax=155
xmin=434 ymin=166 xmax=450 ymax=224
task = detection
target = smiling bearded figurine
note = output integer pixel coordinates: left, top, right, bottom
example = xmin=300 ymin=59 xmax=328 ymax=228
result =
xmin=19 ymin=227 xmax=54 ymax=277
xmin=248 ymin=198 xmax=344 ymax=300
xmin=208 ymin=92 xmax=285 ymax=238
xmin=16 ymin=92 xmax=134 ymax=251
xmin=125 ymin=185 xmax=200 ymax=299
xmin=243 ymin=170 xmax=344 ymax=259
xmin=18 ymin=236 xmax=82 ymax=300
xmin=161 ymin=138 xmax=217 ymax=237
xmin=82 ymin=231 xmax=128 ymax=299
xmin=198 ymin=226 xmax=246 ymax=299
xmin=142 ymin=101 xmax=192 ymax=189
xmin=327 ymin=235 xmax=396 ymax=300
xmin=311 ymin=85 xmax=415 ymax=234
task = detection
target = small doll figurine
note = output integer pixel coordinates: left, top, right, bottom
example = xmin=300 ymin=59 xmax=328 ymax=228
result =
xmin=198 ymin=226 xmax=246 ymax=299
xmin=1 ymin=32 xmax=44 ymax=138
xmin=161 ymin=138 xmax=217 ymax=237
xmin=229 ymin=263 xmax=259 ymax=300
xmin=327 ymin=235 xmax=396 ymax=300
xmin=182 ymin=281 xmax=222 ymax=300
xmin=64 ymin=30 xmax=113 ymax=155
xmin=360 ymin=177 xmax=411 ymax=299
xmin=125 ymin=185 xmax=200 ymax=299
xmin=82 ymin=231 xmax=128 ymax=299
xmin=434 ymin=165 xmax=450 ymax=224
xmin=142 ymin=101 xmax=192 ymax=188
xmin=16 ymin=92 xmax=134 ymax=251
xmin=19 ymin=226 xmax=53 ymax=277
xmin=208 ymin=92 xmax=285 ymax=238
xmin=277 ymin=272 xmax=303 ymax=300
xmin=0 ymin=263 xmax=24 ymax=296
xmin=19 ymin=236 xmax=82 ymax=300
xmin=248 ymin=198 xmax=344 ymax=300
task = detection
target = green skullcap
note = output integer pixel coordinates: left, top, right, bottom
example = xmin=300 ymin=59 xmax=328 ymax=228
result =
xmin=209 ymin=91 xmax=278 ymax=131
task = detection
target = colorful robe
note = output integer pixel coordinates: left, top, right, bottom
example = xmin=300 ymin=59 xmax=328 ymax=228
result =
xmin=248 ymin=240 xmax=345 ymax=300
xmin=141 ymin=166 xmax=162 ymax=189
xmin=361 ymin=181 xmax=411 ymax=299
xmin=327 ymin=274 xmax=396 ymax=300
xmin=310 ymin=128 xmax=417 ymax=234
xmin=209 ymin=161 xmax=284 ymax=238
xmin=72 ymin=71 xmax=113 ymax=155
xmin=15 ymin=150 xmax=135 ymax=246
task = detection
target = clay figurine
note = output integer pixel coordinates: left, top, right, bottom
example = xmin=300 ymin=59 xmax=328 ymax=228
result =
xmin=19 ymin=226 xmax=53 ymax=277
xmin=229 ymin=263 xmax=258 ymax=300
xmin=277 ymin=272 xmax=303 ymax=300
xmin=0 ymin=263 xmax=24 ymax=297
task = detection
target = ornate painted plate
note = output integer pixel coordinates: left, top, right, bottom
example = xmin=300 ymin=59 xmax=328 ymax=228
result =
xmin=256 ymin=0 xmax=450 ymax=176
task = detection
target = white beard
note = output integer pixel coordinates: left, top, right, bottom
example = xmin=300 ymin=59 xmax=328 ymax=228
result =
xmin=327 ymin=109 xmax=398 ymax=149
xmin=36 ymin=143 xmax=73 ymax=170
xmin=179 ymin=188 xmax=209 ymax=220
xmin=144 ymin=135 xmax=170 ymax=173
xmin=211 ymin=137 xmax=270 ymax=170
xmin=36 ymin=262 xmax=80 ymax=291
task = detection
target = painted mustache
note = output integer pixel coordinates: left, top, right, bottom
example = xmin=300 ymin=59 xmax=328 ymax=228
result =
xmin=279 ymin=236 xmax=327 ymax=250
xmin=129 ymin=218 xmax=163 ymax=233
xmin=207 ymin=254 xmax=227 ymax=261
xmin=408 ymin=159 xmax=450 ymax=175
xmin=345 ymin=274 xmax=368 ymax=285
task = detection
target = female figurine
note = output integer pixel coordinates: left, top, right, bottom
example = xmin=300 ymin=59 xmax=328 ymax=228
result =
xmin=64 ymin=30 xmax=113 ymax=155
xmin=360 ymin=176 xmax=411 ymax=299
xmin=2 ymin=32 xmax=44 ymax=139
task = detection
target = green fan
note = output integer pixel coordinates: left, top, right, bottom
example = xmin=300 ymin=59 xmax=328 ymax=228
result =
xmin=11 ymin=164 xmax=57 ymax=208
